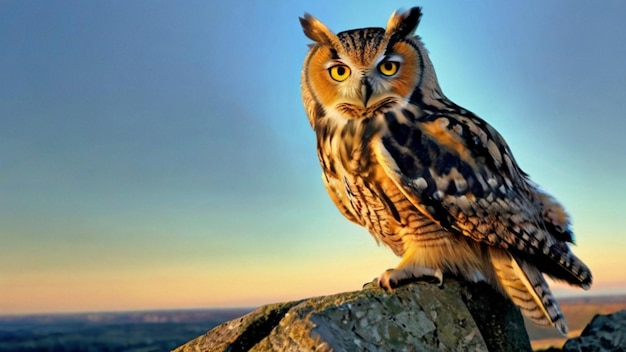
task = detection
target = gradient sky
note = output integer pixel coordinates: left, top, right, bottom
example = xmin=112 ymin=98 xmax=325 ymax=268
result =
xmin=1 ymin=0 xmax=625 ymax=315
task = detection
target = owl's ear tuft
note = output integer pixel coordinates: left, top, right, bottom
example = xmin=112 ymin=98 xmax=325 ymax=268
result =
xmin=386 ymin=7 xmax=422 ymax=39
xmin=299 ymin=13 xmax=338 ymax=46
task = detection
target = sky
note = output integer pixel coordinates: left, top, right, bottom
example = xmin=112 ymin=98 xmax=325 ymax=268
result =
xmin=1 ymin=0 xmax=625 ymax=315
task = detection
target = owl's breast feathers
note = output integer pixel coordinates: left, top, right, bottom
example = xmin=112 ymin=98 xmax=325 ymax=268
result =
xmin=317 ymin=103 xmax=591 ymax=288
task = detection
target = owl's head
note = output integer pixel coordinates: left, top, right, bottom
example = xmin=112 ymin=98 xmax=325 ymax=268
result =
xmin=300 ymin=7 xmax=438 ymax=124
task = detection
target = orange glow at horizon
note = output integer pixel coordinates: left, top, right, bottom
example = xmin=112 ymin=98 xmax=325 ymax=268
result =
xmin=2 ymin=242 xmax=625 ymax=316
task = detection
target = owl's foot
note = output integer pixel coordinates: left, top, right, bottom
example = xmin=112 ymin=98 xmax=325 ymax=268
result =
xmin=377 ymin=266 xmax=443 ymax=291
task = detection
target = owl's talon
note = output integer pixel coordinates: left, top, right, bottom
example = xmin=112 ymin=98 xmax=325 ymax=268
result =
xmin=377 ymin=268 xmax=396 ymax=292
xmin=362 ymin=278 xmax=380 ymax=289
xmin=378 ymin=267 xmax=443 ymax=291
xmin=431 ymin=269 xmax=444 ymax=286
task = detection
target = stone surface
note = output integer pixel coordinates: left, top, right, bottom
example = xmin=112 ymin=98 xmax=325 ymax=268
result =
xmin=561 ymin=310 xmax=626 ymax=352
xmin=174 ymin=278 xmax=531 ymax=351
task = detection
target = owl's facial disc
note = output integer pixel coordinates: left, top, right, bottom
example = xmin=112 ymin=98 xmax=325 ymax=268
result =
xmin=328 ymin=56 xmax=405 ymax=118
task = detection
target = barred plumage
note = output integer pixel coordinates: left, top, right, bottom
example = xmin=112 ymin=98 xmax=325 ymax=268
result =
xmin=299 ymin=7 xmax=592 ymax=335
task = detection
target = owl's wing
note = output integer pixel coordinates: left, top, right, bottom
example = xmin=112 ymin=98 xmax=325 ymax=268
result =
xmin=373 ymin=111 xmax=591 ymax=287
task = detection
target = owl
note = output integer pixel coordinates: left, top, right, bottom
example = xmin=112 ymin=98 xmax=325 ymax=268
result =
xmin=299 ymin=7 xmax=592 ymax=335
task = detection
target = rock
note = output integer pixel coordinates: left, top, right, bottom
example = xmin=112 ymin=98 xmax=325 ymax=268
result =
xmin=561 ymin=310 xmax=626 ymax=352
xmin=173 ymin=278 xmax=532 ymax=351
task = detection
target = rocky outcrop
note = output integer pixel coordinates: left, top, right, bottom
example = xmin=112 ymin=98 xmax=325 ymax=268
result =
xmin=174 ymin=278 xmax=532 ymax=351
xmin=561 ymin=310 xmax=626 ymax=352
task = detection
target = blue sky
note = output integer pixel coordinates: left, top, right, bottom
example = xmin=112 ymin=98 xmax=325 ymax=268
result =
xmin=1 ymin=0 xmax=625 ymax=315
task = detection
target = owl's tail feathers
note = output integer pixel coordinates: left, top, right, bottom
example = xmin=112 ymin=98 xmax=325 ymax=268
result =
xmin=490 ymin=248 xmax=568 ymax=336
xmin=541 ymin=244 xmax=593 ymax=290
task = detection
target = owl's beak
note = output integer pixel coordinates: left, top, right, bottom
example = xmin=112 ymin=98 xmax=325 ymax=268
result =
xmin=361 ymin=79 xmax=373 ymax=107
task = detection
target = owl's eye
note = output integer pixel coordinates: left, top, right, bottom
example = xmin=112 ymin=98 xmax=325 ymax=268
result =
xmin=378 ymin=61 xmax=399 ymax=76
xmin=329 ymin=65 xmax=351 ymax=82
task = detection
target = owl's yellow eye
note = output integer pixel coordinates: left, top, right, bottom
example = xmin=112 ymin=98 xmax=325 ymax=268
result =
xmin=378 ymin=61 xmax=399 ymax=76
xmin=328 ymin=65 xmax=351 ymax=82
